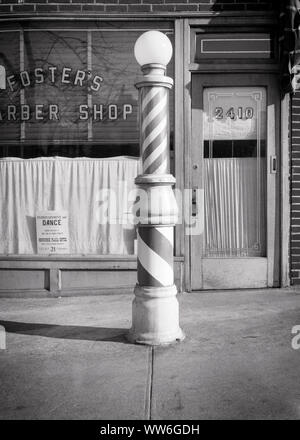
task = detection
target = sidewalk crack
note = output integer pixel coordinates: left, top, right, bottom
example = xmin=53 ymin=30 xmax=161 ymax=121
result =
xmin=144 ymin=346 xmax=154 ymax=420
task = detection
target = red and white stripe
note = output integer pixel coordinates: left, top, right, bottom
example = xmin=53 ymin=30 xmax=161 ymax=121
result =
xmin=140 ymin=87 xmax=169 ymax=175
xmin=137 ymin=226 xmax=174 ymax=287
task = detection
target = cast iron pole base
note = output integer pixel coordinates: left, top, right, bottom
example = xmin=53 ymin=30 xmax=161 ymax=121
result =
xmin=127 ymin=285 xmax=185 ymax=345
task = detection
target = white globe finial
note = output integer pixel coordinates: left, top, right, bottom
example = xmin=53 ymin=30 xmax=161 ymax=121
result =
xmin=134 ymin=30 xmax=173 ymax=67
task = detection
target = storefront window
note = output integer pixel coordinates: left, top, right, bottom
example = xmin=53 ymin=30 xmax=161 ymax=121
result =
xmin=0 ymin=22 xmax=174 ymax=256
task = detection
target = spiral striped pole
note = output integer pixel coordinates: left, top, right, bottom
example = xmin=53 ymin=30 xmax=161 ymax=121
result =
xmin=128 ymin=34 xmax=184 ymax=345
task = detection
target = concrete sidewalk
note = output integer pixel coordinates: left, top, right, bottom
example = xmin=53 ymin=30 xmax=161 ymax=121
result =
xmin=0 ymin=288 xmax=299 ymax=420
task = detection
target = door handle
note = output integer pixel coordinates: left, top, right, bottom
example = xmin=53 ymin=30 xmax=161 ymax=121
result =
xmin=270 ymin=155 xmax=277 ymax=174
xmin=192 ymin=187 xmax=197 ymax=217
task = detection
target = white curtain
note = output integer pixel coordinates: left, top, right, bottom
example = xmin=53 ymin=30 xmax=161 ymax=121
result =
xmin=0 ymin=156 xmax=141 ymax=255
xmin=204 ymin=158 xmax=266 ymax=257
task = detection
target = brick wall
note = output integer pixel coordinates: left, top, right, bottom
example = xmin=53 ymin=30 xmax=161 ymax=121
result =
xmin=291 ymin=93 xmax=300 ymax=285
xmin=0 ymin=0 xmax=273 ymax=16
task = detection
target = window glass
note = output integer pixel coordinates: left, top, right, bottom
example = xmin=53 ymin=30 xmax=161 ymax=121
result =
xmin=0 ymin=22 xmax=174 ymax=256
xmin=203 ymin=87 xmax=267 ymax=257
xmin=0 ymin=23 xmax=174 ymax=158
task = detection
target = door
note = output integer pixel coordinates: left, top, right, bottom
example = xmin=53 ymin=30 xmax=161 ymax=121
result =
xmin=190 ymin=74 xmax=280 ymax=290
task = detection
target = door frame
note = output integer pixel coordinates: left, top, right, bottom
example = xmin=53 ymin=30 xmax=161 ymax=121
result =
xmin=189 ymin=73 xmax=281 ymax=290
xmin=174 ymin=18 xmax=289 ymax=291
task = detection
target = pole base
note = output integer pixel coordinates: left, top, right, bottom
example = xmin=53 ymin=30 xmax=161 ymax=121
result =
xmin=127 ymin=284 xmax=185 ymax=346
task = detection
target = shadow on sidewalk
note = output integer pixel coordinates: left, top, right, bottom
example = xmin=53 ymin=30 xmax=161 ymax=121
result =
xmin=0 ymin=320 xmax=130 ymax=344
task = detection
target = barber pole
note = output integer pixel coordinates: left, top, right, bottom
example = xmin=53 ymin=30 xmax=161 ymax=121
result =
xmin=128 ymin=32 xmax=184 ymax=345
xmin=141 ymin=86 xmax=169 ymax=175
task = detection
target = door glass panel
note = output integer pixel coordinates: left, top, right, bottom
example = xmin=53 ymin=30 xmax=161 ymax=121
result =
xmin=203 ymin=87 xmax=266 ymax=257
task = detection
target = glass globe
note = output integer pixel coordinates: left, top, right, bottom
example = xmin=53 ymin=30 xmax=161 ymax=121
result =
xmin=134 ymin=31 xmax=173 ymax=67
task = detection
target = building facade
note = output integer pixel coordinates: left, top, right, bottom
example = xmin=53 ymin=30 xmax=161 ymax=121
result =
xmin=0 ymin=0 xmax=297 ymax=295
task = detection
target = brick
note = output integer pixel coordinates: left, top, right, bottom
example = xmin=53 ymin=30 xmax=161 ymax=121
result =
xmin=222 ymin=4 xmax=246 ymax=10
xmin=12 ymin=4 xmax=35 ymax=11
xmin=128 ymin=4 xmax=151 ymax=12
xmin=291 ymin=278 xmax=300 ymax=285
xmin=1 ymin=0 xmax=17 ymax=4
xmin=120 ymin=0 xmax=140 ymax=3
xmin=200 ymin=4 xmax=222 ymax=11
xmin=95 ymin=0 xmax=118 ymax=2
xmin=0 ymin=5 xmax=10 ymax=12
xmin=48 ymin=0 xmax=71 ymax=3
xmin=143 ymin=0 xmax=163 ymax=3
xmin=291 ymin=217 xmax=300 ymax=225
xmin=25 ymin=0 xmax=47 ymax=3
xmin=291 ymin=226 xmax=300 ymax=233
xmin=82 ymin=4 xmax=105 ymax=10
xmin=175 ymin=4 xmax=198 ymax=11
xmin=291 ymin=248 xmax=300 ymax=254
xmin=165 ymin=0 xmax=187 ymax=2
xmin=291 ymin=234 xmax=300 ymax=240
xmin=152 ymin=4 xmax=175 ymax=11
xmin=246 ymin=3 xmax=271 ymax=10
xmin=35 ymin=4 xmax=58 ymax=11
xmin=59 ymin=4 xmax=81 ymax=10
xmin=105 ymin=4 xmax=128 ymax=12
